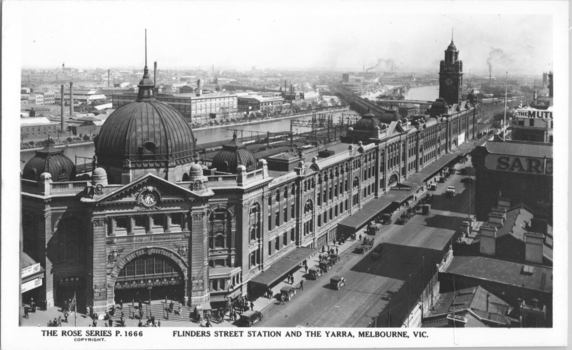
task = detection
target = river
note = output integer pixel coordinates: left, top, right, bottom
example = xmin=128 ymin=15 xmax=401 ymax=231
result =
xmin=20 ymin=110 xmax=359 ymax=169
xmin=20 ymin=85 xmax=438 ymax=170
xmin=403 ymin=85 xmax=439 ymax=101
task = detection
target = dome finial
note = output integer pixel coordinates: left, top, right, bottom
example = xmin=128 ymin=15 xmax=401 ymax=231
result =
xmin=145 ymin=28 xmax=147 ymax=68
xmin=137 ymin=29 xmax=155 ymax=101
xmin=451 ymin=28 xmax=454 ymax=43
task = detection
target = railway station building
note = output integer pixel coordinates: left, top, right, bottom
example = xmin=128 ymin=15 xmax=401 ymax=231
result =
xmin=21 ymin=42 xmax=481 ymax=316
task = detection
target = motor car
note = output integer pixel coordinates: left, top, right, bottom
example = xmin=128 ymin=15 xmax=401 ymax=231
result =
xmin=280 ymin=286 xmax=296 ymax=301
xmin=330 ymin=276 xmax=346 ymax=290
xmin=446 ymin=186 xmax=456 ymax=197
xmin=239 ymin=311 xmax=263 ymax=327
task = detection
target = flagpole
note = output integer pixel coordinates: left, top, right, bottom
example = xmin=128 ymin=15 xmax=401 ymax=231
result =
xmin=503 ymin=72 xmax=508 ymax=141
xmin=74 ymin=290 xmax=77 ymax=327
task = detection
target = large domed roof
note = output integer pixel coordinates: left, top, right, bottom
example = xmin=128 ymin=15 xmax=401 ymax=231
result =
xmin=94 ymin=64 xmax=196 ymax=168
xmin=211 ymin=133 xmax=257 ymax=173
xmin=354 ymin=110 xmax=381 ymax=131
xmin=22 ymin=142 xmax=76 ymax=182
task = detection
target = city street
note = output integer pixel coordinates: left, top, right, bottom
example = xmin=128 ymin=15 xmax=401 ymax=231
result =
xmin=254 ymin=159 xmax=475 ymax=327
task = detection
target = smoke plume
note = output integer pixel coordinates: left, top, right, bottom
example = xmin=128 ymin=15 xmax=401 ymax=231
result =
xmin=486 ymin=48 xmax=515 ymax=75
xmin=366 ymin=58 xmax=395 ymax=72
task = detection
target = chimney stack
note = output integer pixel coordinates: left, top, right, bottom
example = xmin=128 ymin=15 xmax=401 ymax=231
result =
xmin=60 ymin=84 xmax=65 ymax=131
xmin=69 ymin=82 xmax=74 ymax=117
xmin=154 ymin=61 xmax=157 ymax=86
xmin=196 ymin=79 xmax=202 ymax=97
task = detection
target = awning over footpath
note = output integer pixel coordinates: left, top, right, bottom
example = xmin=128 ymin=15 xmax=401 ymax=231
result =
xmin=338 ymin=141 xmax=480 ymax=233
xmin=249 ymin=247 xmax=317 ymax=288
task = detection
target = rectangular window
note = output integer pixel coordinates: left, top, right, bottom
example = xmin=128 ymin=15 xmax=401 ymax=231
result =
xmin=268 ymin=241 xmax=272 ymax=256
xmin=291 ymin=228 xmax=295 ymax=242
xmin=329 ymin=208 xmax=333 ymax=220
xmin=283 ymin=232 xmax=287 ymax=246
xmin=268 ymin=214 xmax=272 ymax=231
xmin=291 ymin=204 xmax=295 ymax=218
xmin=323 ymin=212 xmax=328 ymax=224
xmin=154 ymin=258 xmax=164 ymax=274
xmin=275 ymin=211 xmax=280 ymax=227
xmin=335 ymin=206 xmax=338 ymax=217
xmin=318 ymin=215 xmax=321 ymax=227
xmin=135 ymin=259 xmax=145 ymax=275
xmin=284 ymin=207 xmax=288 ymax=222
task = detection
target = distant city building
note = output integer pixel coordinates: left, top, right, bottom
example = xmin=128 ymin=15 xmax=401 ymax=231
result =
xmin=237 ymin=95 xmax=284 ymax=114
xmin=41 ymin=91 xmax=56 ymax=105
xmin=511 ymin=107 xmax=553 ymax=143
xmin=20 ymin=116 xmax=59 ymax=141
xmin=28 ymin=93 xmax=44 ymax=105
xmin=112 ymin=92 xmax=238 ymax=122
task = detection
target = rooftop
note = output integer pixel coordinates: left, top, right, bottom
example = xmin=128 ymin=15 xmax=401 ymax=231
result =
xmin=445 ymin=255 xmax=553 ymax=293
xmin=484 ymin=141 xmax=553 ymax=159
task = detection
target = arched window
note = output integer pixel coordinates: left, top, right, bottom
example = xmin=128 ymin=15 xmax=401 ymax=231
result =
xmin=353 ymin=177 xmax=359 ymax=188
xmin=304 ymin=199 xmax=313 ymax=214
xmin=276 ymin=190 xmax=280 ymax=202
xmin=268 ymin=195 xmax=272 ymax=206
xmin=284 ymin=186 xmax=288 ymax=199
xmin=291 ymin=185 xmax=296 ymax=196
xmin=249 ymin=203 xmax=260 ymax=241
xmin=209 ymin=209 xmax=230 ymax=250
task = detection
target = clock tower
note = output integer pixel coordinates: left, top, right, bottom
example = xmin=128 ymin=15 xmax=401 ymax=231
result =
xmin=439 ymin=39 xmax=463 ymax=106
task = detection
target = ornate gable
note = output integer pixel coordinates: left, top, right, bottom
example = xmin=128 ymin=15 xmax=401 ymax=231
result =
xmin=93 ymin=173 xmax=213 ymax=208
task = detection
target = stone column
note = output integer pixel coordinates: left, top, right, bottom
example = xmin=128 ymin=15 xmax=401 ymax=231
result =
xmin=40 ymin=204 xmax=54 ymax=307
xmin=165 ymin=214 xmax=171 ymax=233
xmin=90 ymin=217 xmax=108 ymax=315
xmin=187 ymin=210 xmax=209 ymax=307
xmin=146 ymin=215 xmax=153 ymax=234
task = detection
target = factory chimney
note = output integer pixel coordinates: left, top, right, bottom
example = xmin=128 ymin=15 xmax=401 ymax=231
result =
xmin=60 ymin=84 xmax=65 ymax=131
xmin=154 ymin=61 xmax=157 ymax=86
xmin=69 ymin=82 xmax=74 ymax=117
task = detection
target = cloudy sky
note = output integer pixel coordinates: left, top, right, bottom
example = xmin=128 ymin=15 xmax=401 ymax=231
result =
xmin=14 ymin=1 xmax=554 ymax=76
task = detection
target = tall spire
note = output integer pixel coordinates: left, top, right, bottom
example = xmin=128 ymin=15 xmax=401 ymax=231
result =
xmin=451 ymin=28 xmax=454 ymax=42
xmin=137 ymin=29 xmax=156 ymax=101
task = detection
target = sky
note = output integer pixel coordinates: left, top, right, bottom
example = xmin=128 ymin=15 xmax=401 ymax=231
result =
xmin=15 ymin=1 xmax=554 ymax=76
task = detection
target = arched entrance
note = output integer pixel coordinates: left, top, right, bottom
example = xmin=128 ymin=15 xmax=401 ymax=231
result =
xmin=388 ymin=173 xmax=399 ymax=186
xmin=113 ymin=254 xmax=185 ymax=305
xmin=56 ymin=276 xmax=87 ymax=312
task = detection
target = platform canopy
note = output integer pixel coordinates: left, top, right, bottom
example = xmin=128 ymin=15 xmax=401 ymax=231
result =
xmin=249 ymin=247 xmax=317 ymax=288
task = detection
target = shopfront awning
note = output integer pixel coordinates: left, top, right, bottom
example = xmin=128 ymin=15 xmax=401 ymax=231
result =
xmin=249 ymin=247 xmax=317 ymax=288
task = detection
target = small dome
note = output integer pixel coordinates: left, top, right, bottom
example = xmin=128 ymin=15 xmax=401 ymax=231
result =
xmin=190 ymin=163 xmax=203 ymax=177
xmin=92 ymin=167 xmax=107 ymax=176
xmin=447 ymin=40 xmax=458 ymax=52
xmin=428 ymin=98 xmax=449 ymax=116
xmin=211 ymin=133 xmax=257 ymax=173
xmin=22 ymin=143 xmax=76 ymax=182
xmin=354 ymin=110 xmax=381 ymax=131
xmin=467 ymin=90 xmax=478 ymax=104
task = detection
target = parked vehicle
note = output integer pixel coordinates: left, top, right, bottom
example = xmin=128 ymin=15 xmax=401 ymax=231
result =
xmin=330 ymin=276 xmax=346 ymax=290
xmin=379 ymin=213 xmax=392 ymax=225
xmin=446 ymin=186 xmax=456 ymax=197
xmin=280 ymin=286 xmax=296 ymax=301
xmin=239 ymin=311 xmax=263 ymax=327
xmin=308 ymin=267 xmax=322 ymax=280
xmin=319 ymin=259 xmax=333 ymax=272
xmin=367 ymin=222 xmax=383 ymax=235
xmin=428 ymin=183 xmax=437 ymax=190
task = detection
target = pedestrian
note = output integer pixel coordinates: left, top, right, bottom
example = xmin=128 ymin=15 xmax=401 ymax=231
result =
xmin=336 ymin=247 xmax=339 ymax=254
xmin=359 ymin=234 xmax=362 ymax=241
xmin=157 ymin=320 xmax=161 ymax=327
xmin=250 ymin=301 xmax=254 ymax=311
xmin=24 ymin=305 xmax=29 ymax=319
xmin=280 ymin=294 xmax=286 ymax=305
xmin=64 ymin=311 xmax=68 ymax=323
xmin=300 ymin=280 xmax=304 ymax=290
xmin=109 ymin=318 xmax=113 ymax=327
xmin=119 ymin=299 xmax=123 ymax=310
xmin=30 ymin=298 xmax=36 ymax=313
xmin=138 ymin=299 xmax=142 ymax=311
xmin=64 ymin=300 xmax=69 ymax=313
xmin=92 ymin=319 xmax=97 ymax=327
xmin=138 ymin=320 xmax=143 ymax=327
xmin=304 ymin=265 xmax=308 ymax=274
xmin=57 ymin=316 xmax=62 ymax=326
xmin=205 ymin=318 xmax=212 ymax=327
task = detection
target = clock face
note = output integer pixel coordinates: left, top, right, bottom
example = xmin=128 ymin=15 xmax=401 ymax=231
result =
xmin=141 ymin=191 xmax=157 ymax=206
xmin=445 ymin=78 xmax=453 ymax=86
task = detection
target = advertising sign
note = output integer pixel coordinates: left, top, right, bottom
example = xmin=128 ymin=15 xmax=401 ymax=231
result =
xmin=514 ymin=109 xmax=553 ymax=119
xmin=21 ymin=263 xmax=41 ymax=279
xmin=21 ymin=277 xmax=42 ymax=293
xmin=485 ymin=155 xmax=553 ymax=176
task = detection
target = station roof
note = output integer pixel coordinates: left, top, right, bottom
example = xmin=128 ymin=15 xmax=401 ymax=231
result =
xmin=249 ymin=247 xmax=317 ymax=288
